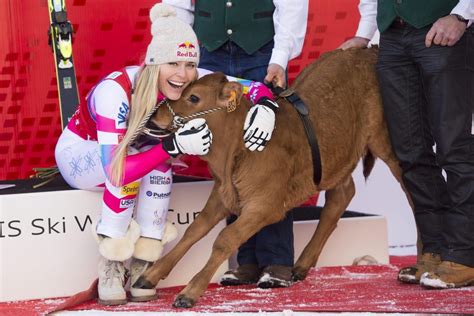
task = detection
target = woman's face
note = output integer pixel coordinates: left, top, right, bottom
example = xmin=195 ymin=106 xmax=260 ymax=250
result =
xmin=158 ymin=61 xmax=197 ymax=100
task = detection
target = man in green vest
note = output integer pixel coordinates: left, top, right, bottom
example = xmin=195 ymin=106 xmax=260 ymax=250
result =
xmin=163 ymin=0 xmax=308 ymax=288
xmin=339 ymin=0 xmax=474 ymax=289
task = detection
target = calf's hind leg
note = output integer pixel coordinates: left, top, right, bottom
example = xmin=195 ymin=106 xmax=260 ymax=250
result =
xmin=293 ymin=176 xmax=355 ymax=281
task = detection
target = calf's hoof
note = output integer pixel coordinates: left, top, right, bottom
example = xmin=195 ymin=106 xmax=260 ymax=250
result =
xmin=132 ymin=276 xmax=155 ymax=290
xmin=173 ymin=294 xmax=195 ymax=308
xmin=292 ymin=268 xmax=308 ymax=281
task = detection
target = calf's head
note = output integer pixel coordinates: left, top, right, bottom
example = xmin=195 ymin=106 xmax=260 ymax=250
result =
xmin=151 ymin=72 xmax=244 ymax=132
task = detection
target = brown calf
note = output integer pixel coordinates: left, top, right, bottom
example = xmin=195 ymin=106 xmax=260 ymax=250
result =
xmin=134 ymin=47 xmax=408 ymax=308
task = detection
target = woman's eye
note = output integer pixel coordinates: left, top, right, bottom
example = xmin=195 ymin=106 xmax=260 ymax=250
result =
xmin=168 ymin=62 xmax=178 ymax=66
xmin=188 ymin=95 xmax=200 ymax=103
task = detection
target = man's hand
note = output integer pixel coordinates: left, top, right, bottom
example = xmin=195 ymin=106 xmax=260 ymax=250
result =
xmin=162 ymin=118 xmax=212 ymax=157
xmin=425 ymin=15 xmax=467 ymax=48
xmin=243 ymin=98 xmax=278 ymax=152
xmin=338 ymin=36 xmax=370 ymax=50
xmin=264 ymin=63 xmax=286 ymax=89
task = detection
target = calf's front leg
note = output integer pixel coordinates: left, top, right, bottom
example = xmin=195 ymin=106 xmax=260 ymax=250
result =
xmin=133 ymin=186 xmax=228 ymax=290
xmin=173 ymin=206 xmax=285 ymax=308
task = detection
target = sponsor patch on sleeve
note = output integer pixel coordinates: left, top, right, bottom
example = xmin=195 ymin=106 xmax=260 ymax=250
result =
xmin=121 ymin=181 xmax=140 ymax=196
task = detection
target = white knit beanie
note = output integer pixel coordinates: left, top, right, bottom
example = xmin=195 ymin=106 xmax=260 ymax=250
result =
xmin=145 ymin=3 xmax=200 ymax=65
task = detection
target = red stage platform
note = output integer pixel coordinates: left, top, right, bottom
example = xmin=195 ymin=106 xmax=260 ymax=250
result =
xmin=1 ymin=256 xmax=473 ymax=315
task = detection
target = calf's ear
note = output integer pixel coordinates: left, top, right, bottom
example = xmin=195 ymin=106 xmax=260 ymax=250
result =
xmin=219 ymin=82 xmax=243 ymax=113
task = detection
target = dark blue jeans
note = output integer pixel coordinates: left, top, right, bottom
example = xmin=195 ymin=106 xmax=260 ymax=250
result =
xmin=199 ymin=40 xmax=273 ymax=82
xmin=200 ymin=40 xmax=294 ymax=267
xmin=377 ymin=23 xmax=474 ymax=267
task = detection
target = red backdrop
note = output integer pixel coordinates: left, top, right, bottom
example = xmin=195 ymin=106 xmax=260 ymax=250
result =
xmin=0 ymin=0 xmax=360 ymax=180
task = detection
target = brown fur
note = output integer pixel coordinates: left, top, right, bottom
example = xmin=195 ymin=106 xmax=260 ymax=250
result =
xmin=137 ymin=47 xmax=410 ymax=308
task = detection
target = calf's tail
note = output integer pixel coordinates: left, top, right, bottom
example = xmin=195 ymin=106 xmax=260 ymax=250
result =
xmin=362 ymin=150 xmax=376 ymax=180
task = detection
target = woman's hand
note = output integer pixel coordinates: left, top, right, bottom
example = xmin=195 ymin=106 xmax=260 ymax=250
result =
xmin=162 ymin=118 xmax=213 ymax=156
xmin=337 ymin=36 xmax=370 ymax=50
xmin=243 ymin=98 xmax=278 ymax=152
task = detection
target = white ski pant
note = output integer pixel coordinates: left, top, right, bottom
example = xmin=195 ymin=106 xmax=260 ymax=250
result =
xmin=55 ymin=127 xmax=172 ymax=240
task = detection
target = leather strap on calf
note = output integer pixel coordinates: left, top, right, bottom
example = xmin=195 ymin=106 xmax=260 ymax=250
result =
xmin=273 ymin=87 xmax=322 ymax=186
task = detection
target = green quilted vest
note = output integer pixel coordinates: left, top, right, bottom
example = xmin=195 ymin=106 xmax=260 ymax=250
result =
xmin=377 ymin=0 xmax=458 ymax=33
xmin=194 ymin=0 xmax=275 ymax=55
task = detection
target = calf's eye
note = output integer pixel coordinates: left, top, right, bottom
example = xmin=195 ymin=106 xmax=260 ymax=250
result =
xmin=189 ymin=94 xmax=200 ymax=104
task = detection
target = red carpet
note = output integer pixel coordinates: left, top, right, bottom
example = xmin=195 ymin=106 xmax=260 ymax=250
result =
xmin=2 ymin=257 xmax=474 ymax=315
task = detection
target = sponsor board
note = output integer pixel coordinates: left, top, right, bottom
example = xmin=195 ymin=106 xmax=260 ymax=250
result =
xmin=1 ymin=179 xmax=389 ymax=302
xmin=0 ymin=181 xmax=227 ymax=302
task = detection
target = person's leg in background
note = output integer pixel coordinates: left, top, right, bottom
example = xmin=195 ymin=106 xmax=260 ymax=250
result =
xmin=219 ymin=227 xmax=262 ymax=285
xmin=376 ymin=24 xmax=448 ymax=283
xmin=254 ymin=211 xmax=294 ymax=288
xmin=235 ymin=40 xmax=294 ymax=287
xmin=417 ymin=26 xmax=474 ymax=288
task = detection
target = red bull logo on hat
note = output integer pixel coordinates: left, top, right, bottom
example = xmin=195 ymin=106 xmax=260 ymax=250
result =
xmin=177 ymin=41 xmax=198 ymax=58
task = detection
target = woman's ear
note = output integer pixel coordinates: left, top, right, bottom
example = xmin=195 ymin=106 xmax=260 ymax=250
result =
xmin=220 ymin=82 xmax=243 ymax=112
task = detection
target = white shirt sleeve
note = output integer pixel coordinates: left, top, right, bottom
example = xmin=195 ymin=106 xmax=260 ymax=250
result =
xmin=270 ymin=0 xmax=309 ymax=70
xmin=197 ymin=68 xmax=213 ymax=78
xmin=451 ymin=0 xmax=474 ymax=24
xmin=355 ymin=0 xmax=378 ymax=40
xmin=162 ymin=0 xmax=195 ymax=25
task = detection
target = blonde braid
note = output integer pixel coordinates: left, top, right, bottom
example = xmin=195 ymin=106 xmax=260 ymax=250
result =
xmin=109 ymin=65 xmax=161 ymax=186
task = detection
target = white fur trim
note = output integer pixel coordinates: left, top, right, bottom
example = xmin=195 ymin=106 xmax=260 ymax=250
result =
xmin=133 ymin=237 xmax=164 ymax=262
xmin=133 ymin=221 xmax=177 ymax=262
xmin=161 ymin=221 xmax=178 ymax=245
xmin=98 ymin=220 xmax=141 ymax=261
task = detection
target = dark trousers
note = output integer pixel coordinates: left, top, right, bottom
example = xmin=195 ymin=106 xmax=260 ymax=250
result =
xmin=199 ymin=40 xmax=274 ymax=82
xmin=376 ymin=23 xmax=474 ymax=267
xmin=200 ymin=40 xmax=294 ymax=267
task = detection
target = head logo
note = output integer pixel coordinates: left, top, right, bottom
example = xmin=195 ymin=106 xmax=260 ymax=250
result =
xmin=146 ymin=190 xmax=153 ymax=197
xmin=177 ymin=41 xmax=198 ymax=58
xmin=178 ymin=41 xmax=195 ymax=50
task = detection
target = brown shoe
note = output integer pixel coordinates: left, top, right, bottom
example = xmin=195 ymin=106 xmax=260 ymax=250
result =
xmin=420 ymin=261 xmax=474 ymax=289
xmin=220 ymin=264 xmax=262 ymax=286
xmin=257 ymin=265 xmax=292 ymax=289
xmin=398 ymin=252 xmax=441 ymax=284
